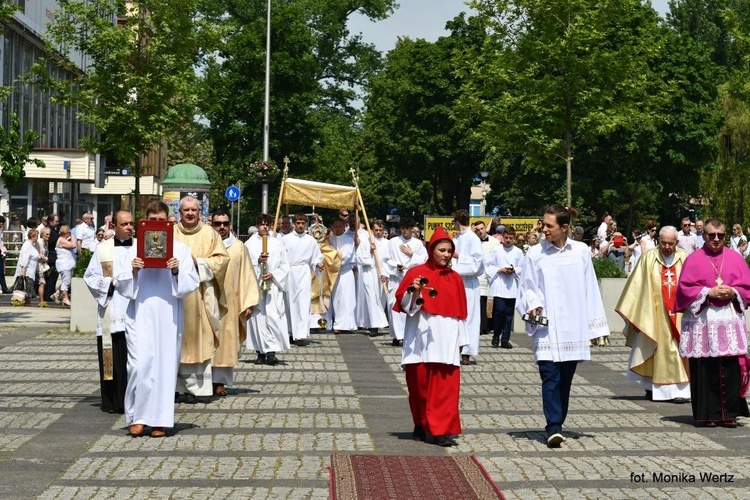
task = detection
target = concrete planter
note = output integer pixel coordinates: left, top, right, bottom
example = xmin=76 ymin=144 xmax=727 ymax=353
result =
xmin=598 ymin=278 xmax=627 ymax=334
xmin=69 ymin=277 xmax=98 ymax=332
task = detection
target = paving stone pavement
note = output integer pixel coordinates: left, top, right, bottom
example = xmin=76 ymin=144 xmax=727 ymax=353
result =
xmin=0 ymin=306 xmax=749 ymax=499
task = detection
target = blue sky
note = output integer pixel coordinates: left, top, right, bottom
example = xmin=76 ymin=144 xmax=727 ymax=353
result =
xmin=348 ymin=1 xmax=671 ymax=53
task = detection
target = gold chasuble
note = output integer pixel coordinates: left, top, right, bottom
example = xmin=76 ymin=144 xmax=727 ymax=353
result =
xmin=174 ymin=221 xmax=230 ymax=363
xmin=311 ymin=239 xmax=341 ymax=315
xmin=213 ymin=238 xmax=260 ymax=368
xmin=616 ymin=247 xmax=689 ymax=384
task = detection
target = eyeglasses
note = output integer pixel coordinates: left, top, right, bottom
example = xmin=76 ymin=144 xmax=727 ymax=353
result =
xmin=706 ymin=232 xmax=725 ymax=240
xmin=212 ymin=221 xmax=231 ymax=227
xmin=682 ymin=223 xmax=690 ymax=227
xmin=648 ymin=228 xmax=656 ymax=232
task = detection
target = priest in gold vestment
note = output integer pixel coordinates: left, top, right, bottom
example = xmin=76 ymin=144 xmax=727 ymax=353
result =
xmin=210 ymin=210 xmax=259 ymax=396
xmin=309 ymin=222 xmax=341 ymax=330
xmin=616 ymin=226 xmax=691 ymax=402
xmin=174 ymin=196 xmax=230 ymax=400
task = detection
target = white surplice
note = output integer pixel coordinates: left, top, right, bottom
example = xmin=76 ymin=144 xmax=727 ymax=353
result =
xmin=485 ymin=244 xmax=524 ymax=299
xmin=123 ymin=242 xmax=200 ymax=427
xmin=282 ymin=231 xmax=322 ymax=340
xmin=516 ymin=239 xmax=609 ymax=362
xmin=329 ymin=230 xmax=357 ymax=331
xmin=453 ymin=228 xmax=484 ymax=356
xmin=400 ymin=294 xmax=469 ymax=367
xmin=355 ymin=229 xmax=388 ymax=329
xmin=383 ymin=236 xmax=428 ymax=340
xmin=84 ymin=239 xmax=134 ymax=337
xmin=245 ymin=234 xmax=291 ymax=353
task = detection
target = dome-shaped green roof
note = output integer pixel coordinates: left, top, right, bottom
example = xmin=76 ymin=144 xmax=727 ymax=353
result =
xmin=161 ymin=163 xmax=211 ymax=187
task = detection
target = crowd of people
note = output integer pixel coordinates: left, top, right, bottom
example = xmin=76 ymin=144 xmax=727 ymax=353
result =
xmin=0 ymin=212 xmax=113 ymax=306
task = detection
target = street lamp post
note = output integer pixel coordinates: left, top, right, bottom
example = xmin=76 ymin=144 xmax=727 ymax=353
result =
xmin=479 ymin=171 xmax=489 ymax=216
xmin=261 ymin=0 xmax=272 ymax=214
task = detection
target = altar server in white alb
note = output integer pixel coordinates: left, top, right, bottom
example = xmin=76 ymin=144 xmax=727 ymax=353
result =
xmin=245 ymin=213 xmax=290 ymax=365
xmin=517 ymin=205 xmax=609 ymax=448
xmin=355 ymin=221 xmax=389 ymax=336
xmin=484 ymin=226 xmax=524 ymax=349
xmin=451 ymin=209 xmax=485 ymax=365
xmin=84 ymin=210 xmax=135 ymax=414
xmin=124 ymin=201 xmax=200 ymax=438
xmin=383 ymin=217 xmax=428 ymax=346
xmin=371 ymin=220 xmax=391 ymax=320
xmin=282 ymin=213 xmax=323 ymax=346
xmin=328 ymin=216 xmax=358 ymax=333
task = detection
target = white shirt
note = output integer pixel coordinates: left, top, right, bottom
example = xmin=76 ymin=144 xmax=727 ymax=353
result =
xmin=76 ymin=222 xmax=97 ymax=251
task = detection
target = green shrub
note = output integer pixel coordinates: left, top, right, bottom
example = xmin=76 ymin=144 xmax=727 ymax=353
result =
xmin=593 ymin=257 xmax=628 ymax=279
xmin=73 ymin=248 xmax=93 ymax=278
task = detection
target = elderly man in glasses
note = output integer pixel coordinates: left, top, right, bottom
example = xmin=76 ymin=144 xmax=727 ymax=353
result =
xmin=676 ymin=217 xmax=700 ymax=255
xmin=617 ymin=226 xmax=691 ymax=404
xmin=209 ymin=210 xmax=259 ymax=395
xmin=173 ymin=196 xmax=230 ymax=401
xmin=675 ymin=218 xmax=750 ymax=427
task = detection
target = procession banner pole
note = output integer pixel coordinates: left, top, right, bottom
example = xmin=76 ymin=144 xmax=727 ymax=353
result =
xmin=350 ymin=167 xmax=388 ymax=297
xmin=272 ymin=157 xmax=290 ymax=235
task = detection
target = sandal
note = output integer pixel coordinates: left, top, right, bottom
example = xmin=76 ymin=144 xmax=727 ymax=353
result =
xmin=62 ymin=299 xmax=71 ymax=307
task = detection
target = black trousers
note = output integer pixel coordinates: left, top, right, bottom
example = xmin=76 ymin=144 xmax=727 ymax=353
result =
xmin=44 ymin=268 xmax=59 ymax=300
xmin=689 ymin=356 xmax=750 ymax=423
xmin=97 ymin=331 xmax=128 ymax=414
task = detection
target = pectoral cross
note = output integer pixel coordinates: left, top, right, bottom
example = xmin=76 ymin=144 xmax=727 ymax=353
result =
xmin=716 ymin=277 xmax=724 ymax=286
xmin=664 ymin=267 xmax=676 ymax=298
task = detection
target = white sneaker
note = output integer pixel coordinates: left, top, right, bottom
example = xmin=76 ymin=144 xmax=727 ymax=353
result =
xmin=546 ymin=433 xmax=564 ymax=448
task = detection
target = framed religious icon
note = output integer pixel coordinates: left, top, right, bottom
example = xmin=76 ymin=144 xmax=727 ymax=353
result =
xmin=137 ymin=220 xmax=174 ymax=268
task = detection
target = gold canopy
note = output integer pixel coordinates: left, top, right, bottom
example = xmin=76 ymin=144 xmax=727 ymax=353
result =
xmin=280 ymin=178 xmax=358 ymax=210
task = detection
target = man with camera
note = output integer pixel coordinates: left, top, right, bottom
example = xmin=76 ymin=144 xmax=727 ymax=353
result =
xmin=485 ymin=226 xmax=524 ymax=348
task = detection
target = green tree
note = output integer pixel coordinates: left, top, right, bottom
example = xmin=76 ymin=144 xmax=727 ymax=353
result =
xmin=199 ymin=0 xmax=395 ymax=216
xmin=362 ymin=13 xmax=485 ymax=218
xmin=458 ymin=0 xmax=666 ymax=216
xmin=34 ymin=0 xmax=207 ymax=207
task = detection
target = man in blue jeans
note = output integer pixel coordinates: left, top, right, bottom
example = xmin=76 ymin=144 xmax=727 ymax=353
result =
xmin=517 ymin=205 xmax=609 ymax=448
xmin=484 ymin=227 xmax=524 ymax=348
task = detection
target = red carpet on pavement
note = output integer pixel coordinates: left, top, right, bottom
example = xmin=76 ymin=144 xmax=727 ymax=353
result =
xmin=329 ymin=453 xmax=505 ymax=499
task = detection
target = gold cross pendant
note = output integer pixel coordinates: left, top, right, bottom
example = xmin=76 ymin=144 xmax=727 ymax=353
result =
xmin=716 ymin=277 xmax=723 ymax=286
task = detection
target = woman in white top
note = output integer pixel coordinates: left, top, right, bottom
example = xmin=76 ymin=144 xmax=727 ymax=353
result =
xmin=15 ymin=229 xmax=40 ymax=302
xmin=730 ymin=223 xmax=748 ymax=255
xmin=53 ymin=225 xmax=77 ymax=306
xmin=36 ymin=227 xmax=51 ymax=305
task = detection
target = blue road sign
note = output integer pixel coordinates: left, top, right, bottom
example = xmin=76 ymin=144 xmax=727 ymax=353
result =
xmin=225 ymin=185 xmax=240 ymax=202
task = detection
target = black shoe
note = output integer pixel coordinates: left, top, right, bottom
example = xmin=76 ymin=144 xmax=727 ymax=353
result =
xmin=265 ymin=353 xmax=280 ymax=365
xmin=413 ymin=425 xmax=427 ymax=442
xmin=435 ymin=435 xmax=457 ymax=447
xmin=391 ymin=338 xmax=400 ymax=347
xmin=500 ymin=342 xmax=513 ymax=349
xmin=295 ymin=339 xmax=306 ymax=347
xmin=672 ymin=397 xmax=691 ymax=404
xmin=491 ymin=335 xmax=500 ymax=348
xmin=369 ymin=328 xmax=380 ymax=337
xmin=255 ymin=353 xmax=267 ymax=365
xmin=645 ymin=390 xmax=653 ymax=401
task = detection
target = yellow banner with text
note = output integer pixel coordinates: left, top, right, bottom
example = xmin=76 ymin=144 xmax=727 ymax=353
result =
xmin=423 ymin=216 xmax=539 ymax=241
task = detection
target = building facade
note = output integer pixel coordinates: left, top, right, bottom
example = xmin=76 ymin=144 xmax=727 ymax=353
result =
xmin=1 ymin=0 xmax=164 ymax=227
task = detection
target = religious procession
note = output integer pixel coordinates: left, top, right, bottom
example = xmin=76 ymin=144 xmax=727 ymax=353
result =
xmin=36 ymin=164 xmax=736 ymax=453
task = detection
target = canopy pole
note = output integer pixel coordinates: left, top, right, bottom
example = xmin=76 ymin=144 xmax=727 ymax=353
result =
xmin=350 ymin=168 xmax=388 ymax=297
xmin=272 ymin=161 xmax=289 ymax=236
